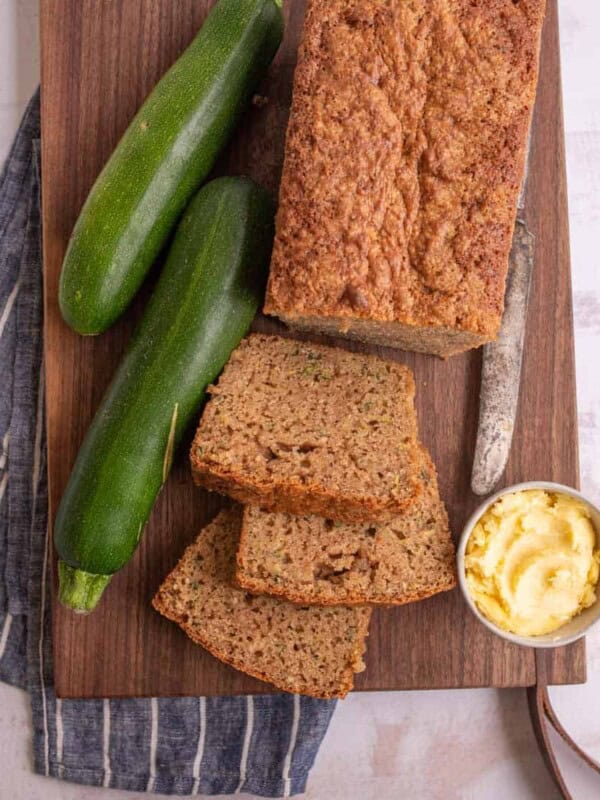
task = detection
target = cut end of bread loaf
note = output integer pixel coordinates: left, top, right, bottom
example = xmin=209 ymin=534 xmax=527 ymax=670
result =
xmin=190 ymin=334 xmax=423 ymax=523
xmin=152 ymin=508 xmax=371 ymax=698
xmin=237 ymin=448 xmax=457 ymax=606
xmin=271 ymin=313 xmax=491 ymax=359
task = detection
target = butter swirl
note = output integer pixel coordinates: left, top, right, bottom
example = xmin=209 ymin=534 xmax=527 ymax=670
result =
xmin=465 ymin=490 xmax=599 ymax=636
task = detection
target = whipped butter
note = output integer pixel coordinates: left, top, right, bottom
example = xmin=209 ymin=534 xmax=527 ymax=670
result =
xmin=465 ymin=490 xmax=599 ymax=636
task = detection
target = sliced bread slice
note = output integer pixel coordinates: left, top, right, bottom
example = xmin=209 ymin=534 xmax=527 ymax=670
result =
xmin=152 ymin=508 xmax=371 ymax=698
xmin=190 ymin=334 xmax=423 ymax=523
xmin=237 ymin=450 xmax=457 ymax=606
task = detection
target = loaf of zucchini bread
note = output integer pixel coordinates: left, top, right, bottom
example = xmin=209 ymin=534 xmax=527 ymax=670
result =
xmin=237 ymin=447 xmax=456 ymax=606
xmin=190 ymin=334 xmax=424 ymax=523
xmin=264 ymin=0 xmax=546 ymax=357
xmin=153 ymin=508 xmax=371 ymax=698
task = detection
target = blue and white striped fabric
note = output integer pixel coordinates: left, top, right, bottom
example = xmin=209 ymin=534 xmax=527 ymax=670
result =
xmin=0 ymin=92 xmax=336 ymax=797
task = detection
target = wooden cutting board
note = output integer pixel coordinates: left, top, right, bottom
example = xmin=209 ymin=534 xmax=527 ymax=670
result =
xmin=41 ymin=0 xmax=584 ymax=698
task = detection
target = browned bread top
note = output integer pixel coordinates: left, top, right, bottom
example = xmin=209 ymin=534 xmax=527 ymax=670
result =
xmin=265 ymin=0 xmax=546 ymax=342
xmin=152 ymin=508 xmax=371 ymax=699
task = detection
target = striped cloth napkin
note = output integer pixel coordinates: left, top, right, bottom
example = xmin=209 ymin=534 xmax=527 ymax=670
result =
xmin=0 ymin=91 xmax=335 ymax=797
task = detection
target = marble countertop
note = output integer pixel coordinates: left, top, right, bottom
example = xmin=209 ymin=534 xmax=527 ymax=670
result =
xmin=1 ymin=1 xmax=599 ymax=798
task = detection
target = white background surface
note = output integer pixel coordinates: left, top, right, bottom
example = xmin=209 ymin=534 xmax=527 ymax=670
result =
xmin=1 ymin=1 xmax=599 ymax=798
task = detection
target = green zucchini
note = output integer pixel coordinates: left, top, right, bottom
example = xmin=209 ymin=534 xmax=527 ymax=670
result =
xmin=59 ymin=0 xmax=283 ymax=335
xmin=55 ymin=177 xmax=274 ymax=612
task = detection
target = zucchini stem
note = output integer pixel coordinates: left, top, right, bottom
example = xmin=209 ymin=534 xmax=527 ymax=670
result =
xmin=58 ymin=561 xmax=112 ymax=613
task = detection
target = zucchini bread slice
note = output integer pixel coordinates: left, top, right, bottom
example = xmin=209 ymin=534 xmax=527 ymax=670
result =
xmin=237 ymin=448 xmax=456 ymax=606
xmin=152 ymin=508 xmax=371 ymax=699
xmin=190 ymin=334 xmax=423 ymax=523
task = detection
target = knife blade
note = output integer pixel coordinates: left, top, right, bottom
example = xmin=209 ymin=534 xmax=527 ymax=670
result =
xmin=470 ymin=217 xmax=535 ymax=496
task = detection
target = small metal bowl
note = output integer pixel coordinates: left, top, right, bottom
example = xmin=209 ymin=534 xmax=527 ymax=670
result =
xmin=457 ymin=481 xmax=600 ymax=648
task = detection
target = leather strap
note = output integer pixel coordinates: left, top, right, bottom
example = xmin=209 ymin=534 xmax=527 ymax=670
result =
xmin=527 ymin=684 xmax=600 ymax=799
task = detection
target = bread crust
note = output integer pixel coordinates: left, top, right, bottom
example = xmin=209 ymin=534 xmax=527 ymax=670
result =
xmin=190 ymin=455 xmax=423 ymax=524
xmin=274 ymin=314 xmax=490 ymax=359
xmin=235 ymin=569 xmax=455 ymax=609
xmin=265 ymin=0 xmax=547 ymax=356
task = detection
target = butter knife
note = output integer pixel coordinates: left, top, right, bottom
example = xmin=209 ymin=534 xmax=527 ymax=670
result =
xmin=470 ymin=211 xmax=535 ymax=496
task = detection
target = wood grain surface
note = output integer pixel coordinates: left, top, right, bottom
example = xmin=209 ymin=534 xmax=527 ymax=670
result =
xmin=40 ymin=0 xmax=584 ymax=699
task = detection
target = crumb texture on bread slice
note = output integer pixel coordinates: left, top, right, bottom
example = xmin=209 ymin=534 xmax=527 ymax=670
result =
xmin=152 ymin=508 xmax=371 ymax=698
xmin=237 ymin=448 xmax=457 ymax=605
xmin=190 ymin=334 xmax=423 ymax=522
